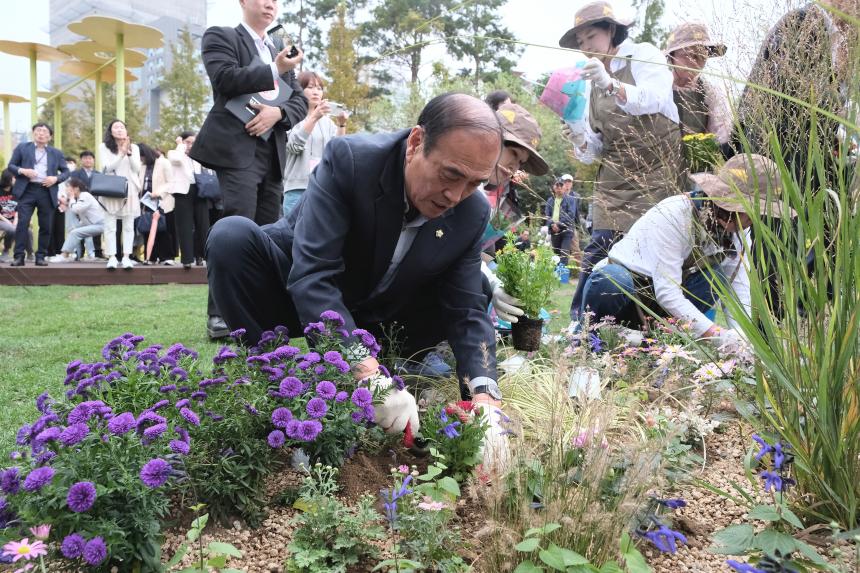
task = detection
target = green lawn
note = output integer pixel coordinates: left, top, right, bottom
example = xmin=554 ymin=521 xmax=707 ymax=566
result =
xmin=0 ymin=279 xmax=580 ymax=455
xmin=0 ymin=285 xmax=220 ymax=454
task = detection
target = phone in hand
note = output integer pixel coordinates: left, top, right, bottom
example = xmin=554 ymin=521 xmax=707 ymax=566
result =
xmin=327 ymin=101 xmax=349 ymax=118
xmin=268 ymin=24 xmax=299 ymax=58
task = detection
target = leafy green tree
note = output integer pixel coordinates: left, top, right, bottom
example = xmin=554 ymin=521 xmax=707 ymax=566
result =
xmin=77 ymin=83 xmax=148 ymax=153
xmin=157 ymin=27 xmax=209 ymax=149
xmin=37 ymin=97 xmax=87 ymax=156
xmin=442 ymin=0 xmax=521 ymax=87
xmin=364 ymin=0 xmax=451 ymax=85
xmin=279 ymin=0 xmax=368 ymax=68
xmin=324 ymin=3 xmax=374 ymax=132
xmin=631 ymin=0 xmax=669 ymax=47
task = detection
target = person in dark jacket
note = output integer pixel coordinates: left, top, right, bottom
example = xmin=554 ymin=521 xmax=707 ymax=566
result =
xmin=544 ymin=178 xmax=579 ymax=266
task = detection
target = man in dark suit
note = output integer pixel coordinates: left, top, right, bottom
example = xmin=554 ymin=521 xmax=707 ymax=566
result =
xmin=207 ymin=93 xmax=507 ymax=404
xmin=190 ymin=0 xmax=307 ymax=339
xmin=544 ymin=177 xmax=580 ymax=267
xmin=7 ymin=122 xmax=70 ymax=266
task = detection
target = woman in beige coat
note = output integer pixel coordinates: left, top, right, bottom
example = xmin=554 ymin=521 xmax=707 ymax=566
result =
xmin=97 ymin=119 xmax=141 ymax=270
xmin=139 ymin=143 xmax=177 ymax=264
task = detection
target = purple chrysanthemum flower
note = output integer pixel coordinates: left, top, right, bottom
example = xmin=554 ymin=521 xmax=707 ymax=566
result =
xmin=299 ymin=420 xmax=323 ymax=441
xmin=205 ymin=411 xmax=224 ymax=421
xmin=315 ymin=381 xmax=337 ymax=400
xmin=362 ymin=405 xmax=375 ymax=422
xmin=35 ymin=451 xmax=56 ymax=466
xmin=35 ymin=392 xmax=55 ymax=415
xmin=333 ymin=359 xmax=351 ymax=373
xmin=267 ymin=430 xmax=286 ymax=448
xmin=244 ymin=403 xmax=260 ymax=416
xmin=323 ymin=350 xmax=343 ymax=364
xmin=285 ymin=419 xmax=302 ymax=440
xmin=61 ymin=533 xmax=86 ymax=559
xmin=229 ymin=328 xmax=246 ymax=340
xmin=392 ymin=375 xmax=406 ymax=391
xmin=303 ymin=322 xmax=326 ymax=335
xmin=143 ymin=423 xmax=168 ymax=441
xmin=199 ymin=376 xmax=228 ymax=388
xmin=16 ymin=424 xmax=32 ymax=446
xmin=351 ymin=411 xmax=365 ymax=424
xmin=135 ymin=412 xmax=167 ymax=433
xmin=280 ymin=377 xmax=303 ymax=398
xmin=34 ymin=426 xmax=62 ymax=446
xmin=0 ymin=467 xmax=20 ymax=494
xmin=83 ymin=536 xmax=108 ymax=566
xmin=335 ymin=391 xmax=349 ymax=403
xmin=59 ymin=423 xmax=89 ymax=447
xmin=304 ymin=352 xmax=322 ymax=364
xmin=190 ymin=390 xmax=207 ymax=401
xmin=169 ymin=440 xmax=190 ymax=455
xmin=272 ymin=345 xmax=301 ymax=360
xmin=159 ymin=384 xmax=177 ymax=393
xmin=175 ymin=426 xmax=190 ymax=443
xmin=140 ymin=458 xmax=171 ymax=488
xmin=67 ymin=404 xmax=95 ymax=425
xmin=107 ymin=412 xmax=135 ymax=435
xmin=170 ymin=366 xmax=188 ymax=381
xmin=271 ymin=408 xmax=293 ymax=429
xmin=149 ymin=399 xmax=170 ymax=411
xmin=66 ymin=359 xmax=83 ymax=374
xmin=351 ymin=387 xmax=372 ymax=408
xmin=22 ymin=466 xmax=55 ymax=491
xmin=180 ymin=408 xmax=201 ymax=427
xmin=67 ymin=481 xmax=97 ymax=512
xmin=306 ymin=398 xmax=328 ymax=419
xmin=313 ymin=364 xmax=327 ymax=376
xmin=320 ymin=310 xmax=345 ymax=325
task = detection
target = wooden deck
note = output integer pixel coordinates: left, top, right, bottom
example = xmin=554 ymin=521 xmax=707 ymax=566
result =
xmin=0 ymin=261 xmax=208 ymax=286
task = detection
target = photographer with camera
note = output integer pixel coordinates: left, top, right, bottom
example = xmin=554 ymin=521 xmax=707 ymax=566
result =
xmin=282 ymin=71 xmax=349 ymax=216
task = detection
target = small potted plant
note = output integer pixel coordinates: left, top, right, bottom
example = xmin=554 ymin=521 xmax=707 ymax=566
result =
xmin=494 ymin=237 xmax=558 ymax=351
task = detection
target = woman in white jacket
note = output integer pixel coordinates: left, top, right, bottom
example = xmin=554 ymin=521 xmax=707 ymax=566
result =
xmin=167 ymin=131 xmax=208 ymax=268
xmin=98 ymin=119 xmax=141 ymax=269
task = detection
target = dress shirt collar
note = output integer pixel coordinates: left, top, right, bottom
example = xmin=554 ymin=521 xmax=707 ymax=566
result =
xmin=240 ymin=21 xmax=275 ymax=51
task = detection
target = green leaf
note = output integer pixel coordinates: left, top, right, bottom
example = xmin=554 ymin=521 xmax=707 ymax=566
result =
xmin=208 ymin=541 xmax=243 ymax=558
xmin=710 ymin=524 xmax=755 ymax=554
xmin=166 ymin=544 xmax=188 ymax=568
xmin=600 ymin=562 xmax=624 ymax=573
xmin=437 ymin=476 xmax=461 ymax=497
xmin=539 ymin=544 xmax=577 ymax=571
xmin=780 ymin=506 xmax=804 ymax=529
xmin=418 ymin=464 xmax=443 ymax=481
xmin=191 ymin=513 xmax=209 ymax=530
xmin=792 ymin=539 xmax=828 ymax=566
xmin=619 ymin=533 xmax=652 ymax=573
xmin=515 ymin=537 xmax=541 ymax=552
xmin=513 ymin=561 xmax=544 ymax=573
xmin=748 ymin=505 xmax=782 ymax=522
xmin=206 ymin=555 xmax=227 ymax=568
xmin=186 ymin=528 xmax=201 ymax=543
xmin=542 ymin=523 xmax=562 ymax=535
xmin=754 ymin=529 xmax=796 ymax=557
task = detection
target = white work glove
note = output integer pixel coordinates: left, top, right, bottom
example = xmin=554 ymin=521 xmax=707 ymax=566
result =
xmin=369 ymin=376 xmax=420 ymax=435
xmin=582 ymin=57 xmax=613 ymax=90
xmin=474 ymin=403 xmax=513 ymax=476
xmin=562 ymin=121 xmax=587 ymax=148
xmin=707 ymin=328 xmax=747 ymax=355
xmin=493 ymin=286 xmax=525 ymax=323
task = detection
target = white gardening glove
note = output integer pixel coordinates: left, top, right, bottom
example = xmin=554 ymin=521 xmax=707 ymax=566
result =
xmin=562 ymin=121 xmax=587 ymax=148
xmin=493 ymin=286 xmax=525 ymax=323
xmin=582 ymin=57 xmax=613 ymax=90
xmin=706 ymin=328 xmax=747 ymax=355
xmin=474 ymin=403 xmax=513 ymax=476
xmin=369 ymin=376 xmax=420 ymax=435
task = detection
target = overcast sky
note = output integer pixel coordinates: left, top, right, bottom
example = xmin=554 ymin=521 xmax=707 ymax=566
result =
xmin=0 ymin=0 xmax=803 ymax=135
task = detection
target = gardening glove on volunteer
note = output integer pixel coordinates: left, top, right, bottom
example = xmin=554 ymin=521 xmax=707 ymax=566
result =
xmin=367 ymin=373 xmax=420 ymax=435
xmin=474 ymin=402 xmax=513 ymax=476
xmin=562 ymin=122 xmax=587 ymax=148
xmin=582 ymin=57 xmax=613 ymax=90
xmin=482 ymin=261 xmax=524 ymax=323
xmin=706 ymin=327 xmax=747 ymax=355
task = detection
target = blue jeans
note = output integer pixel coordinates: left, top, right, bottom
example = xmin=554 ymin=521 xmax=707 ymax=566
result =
xmin=282 ymin=189 xmax=304 ymax=218
xmin=581 ymin=263 xmax=726 ymax=328
xmin=569 ymin=229 xmax=622 ymax=320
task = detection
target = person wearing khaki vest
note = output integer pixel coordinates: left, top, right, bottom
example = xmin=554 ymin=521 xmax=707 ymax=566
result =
xmin=559 ymin=1 xmax=683 ymax=326
xmin=665 ymin=22 xmax=732 ymax=180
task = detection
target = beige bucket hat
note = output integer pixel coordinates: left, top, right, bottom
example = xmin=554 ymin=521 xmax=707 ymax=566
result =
xmin=559 ymin=1 xmax=634 ymax=49
xmin=665 ymin=22 xmax=727 ymax=57
xmin=690 ymin=154 xmax=795 ymax=218
xmin=495 ymin=103 xmax=549 ymax=175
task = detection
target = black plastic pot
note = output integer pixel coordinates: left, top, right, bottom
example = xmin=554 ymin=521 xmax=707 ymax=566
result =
xmin=511 ymin=315 xmax=543 ymax=352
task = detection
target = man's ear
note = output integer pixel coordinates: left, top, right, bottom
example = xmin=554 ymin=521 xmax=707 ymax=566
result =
xmin=405 ymin=126 xmax=424 ymax=163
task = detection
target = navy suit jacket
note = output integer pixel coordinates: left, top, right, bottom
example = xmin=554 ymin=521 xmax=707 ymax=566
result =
xmin=190 ymin=24 xmax=307 ymax=172
xmin=266 ymin=129 xmax=497 ymax=383
xmin=68 ymin=168 xmax=95 ymax=190
xmin=7 ymin=142 xmax=70 ymax=208
xmin=544 ymin=193 xmax=579 ymax=232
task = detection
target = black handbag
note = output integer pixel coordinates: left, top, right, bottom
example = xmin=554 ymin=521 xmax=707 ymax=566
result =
xmin=194 ymin=169 xmax=221 ymax=200
xmin=137 ymin=209 xmax=166 ymax=234
xmin=89 ymin=172 xmax=128 ymax=198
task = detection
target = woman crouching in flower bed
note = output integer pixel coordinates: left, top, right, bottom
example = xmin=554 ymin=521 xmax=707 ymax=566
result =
xmin=0 ymin=311 xmax=416 ymax=571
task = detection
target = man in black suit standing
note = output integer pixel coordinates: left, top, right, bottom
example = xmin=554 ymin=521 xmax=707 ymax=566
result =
xmin=6 ymin=122 xmax=70 ymax=266
xmin=209 ymin=91 xmax=514 ymax=401
xmin=191 ymin=0 xmax=307 ymax=339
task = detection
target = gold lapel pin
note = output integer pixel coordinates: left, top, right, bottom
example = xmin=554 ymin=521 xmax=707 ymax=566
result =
xmin=435 ymin=229 xmax=444 ymax=239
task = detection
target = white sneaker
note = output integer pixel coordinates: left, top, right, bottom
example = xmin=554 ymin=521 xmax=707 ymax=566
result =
xmin=121 ymin=256 xmax=135 ymax=270
xmin=47 ymin=255 xmax=72 ymax=263
xmin=106 ymin=256 xmax=118 ymax=270
xmin=162 ymin=259 xmax=176 ymax=266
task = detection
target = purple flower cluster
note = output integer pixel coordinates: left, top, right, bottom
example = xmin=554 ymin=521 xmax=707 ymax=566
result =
xmin=380 ymin=475 xmax=413 ymax=525
xmin=638 ymin=521 xmax=687 ymax=554
xmin=271 ymin=408 xmax=293 ymax=428
xmin=59 ymin=423 xmax=89 ymax=446
xmin=280 ymin=376 xmax=303 ymax=399
xmin=352 ymin=328 xmax=381 ymax=357
xmin=140 ymin=458 xmax=171 ymax=488
xmin=306 ymin=398 xmax=329 ymax=419
xmin=107 ymin=412 xmax=135 ymax=435
xmin=0 ymin=467 xmax=20 ymax=494
xmin=752 ymin=434 xmax=795 ymax=493
xmin=267 ymin=430 xmax=286 ymax=448
xmin=180 ymin=408 xmax=201 ymax=427
xmin=22 ymin=466 xmax=55 ymax=492
xmin=67 ymin=481 xmax=97 ymax=512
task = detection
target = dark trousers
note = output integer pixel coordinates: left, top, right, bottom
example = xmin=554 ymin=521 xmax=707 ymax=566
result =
xmin=207 ymin=137 xmax=283 ymax=317
xmin=47 ymin=208 xmax=65 ymax=256
xmin=550 ymin=230 xmax=574 ymax=267
xmin=174 ymin=186 xmax=210 ymax=264
xmin=569 ymin=229 xmax=623 ymax=321
xmin=144 ymin=210 xmax=178 ymax=263
xmin=14 ymin=184 xmax=54 ymax=258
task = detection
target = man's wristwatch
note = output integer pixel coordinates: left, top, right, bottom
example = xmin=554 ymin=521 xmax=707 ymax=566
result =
xmin=470 ymin=381 xmax=502 ymax=401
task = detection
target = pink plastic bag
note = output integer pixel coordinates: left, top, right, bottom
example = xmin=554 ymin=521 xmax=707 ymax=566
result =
xmin=539 ymin=63 xmax=588 ymax=122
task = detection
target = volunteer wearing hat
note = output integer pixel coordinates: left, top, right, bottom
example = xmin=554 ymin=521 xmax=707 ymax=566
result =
xmin=665 ymin=22 xmax=732 ymax=145
xmin=560 ymin=0 xmax=683 ymax=328
xmin=483 ymin=103 xmax=550 ymax=325
xmin=580 ymin=154 xmax=793 ymax=347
